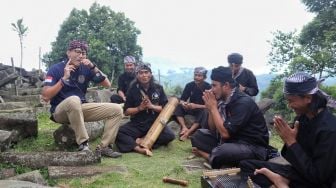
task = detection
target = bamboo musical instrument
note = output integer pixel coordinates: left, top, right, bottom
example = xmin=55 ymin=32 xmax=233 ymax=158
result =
xmin=162 ymin=177 xmax=188 ymax=186
xmin=247 ymin=176 xmax=255 ymax=188
xmin=202 ymin=168 xmax=241 ymax=179
xmin=140 ymin=97 xmax=179 ymax=151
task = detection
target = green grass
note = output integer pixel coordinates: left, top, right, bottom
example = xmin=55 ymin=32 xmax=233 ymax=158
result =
xmin=2 ymin=113 xmax=284 ymax=187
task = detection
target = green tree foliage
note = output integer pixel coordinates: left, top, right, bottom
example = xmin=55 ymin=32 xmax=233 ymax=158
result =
xmin=261 ymin=76 xmax=292 ymax=119
xmin=263 ymin=1 xmax=336 ymax=118
xmin=301 ymin=0 xmax=336 ymax=13
xmin=11 ymin=18 xmax=28 ymax=76
xmin=299 ymin=10 xmax=336 ymax=78
xmin=267 ymin=30 xmax=298 ymax=76
xmin=43 ymin=3 xmax=142 ymax=82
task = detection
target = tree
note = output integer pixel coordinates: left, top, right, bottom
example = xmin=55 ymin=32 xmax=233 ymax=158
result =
xmin=301 ymin=0 xmax=336 ymax=13
xmin=298 ymin=10 xmax=336 ymax=78
xmin=267 ymin=30 xmax=299 ymax=76
xmin=43 ymin=3 xmax=142 ymax=83
xmin=263 ymin=0 xmax=336 ymax=119
xmin=11 ymin=18 xmax=28 ymax=77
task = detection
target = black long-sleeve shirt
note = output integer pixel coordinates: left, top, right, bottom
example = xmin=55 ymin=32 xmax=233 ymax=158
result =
xmin=235 ymin=68 xmax=259 ymax=96
xmin=282 ymin=109 xmax=336 ymax=187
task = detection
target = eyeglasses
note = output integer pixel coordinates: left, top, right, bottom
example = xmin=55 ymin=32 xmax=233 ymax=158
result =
xmin=73 ymin=49 xmax=86 ymax=55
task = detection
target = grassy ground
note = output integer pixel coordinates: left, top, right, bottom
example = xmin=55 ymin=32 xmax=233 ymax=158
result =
xmin=1 ymin=113 xmax=284 ymax=187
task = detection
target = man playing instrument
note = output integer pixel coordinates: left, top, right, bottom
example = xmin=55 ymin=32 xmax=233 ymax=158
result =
xmin=115 ymin=63 xmax=175 ymax=156
xmin=191 ymin=66 xmax=269 ymax=168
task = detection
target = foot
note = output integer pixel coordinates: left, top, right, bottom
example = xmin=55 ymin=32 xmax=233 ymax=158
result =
xmin=135 ymin=137 xmax=144 ymax=145
xmin=192 ymin=147 xmax=210 ymax=160
xmin=254 ymin=168 xmax=289 ymax=188
xmin=134 ymin=146 xmax=153 ymax=157
xmin=96 ymin=146 xmax=122 ymax=158
xmin=191 ymin=147 xmax=201 ymax=157
xmin=78 ymin=141 xmax=90 ymax=152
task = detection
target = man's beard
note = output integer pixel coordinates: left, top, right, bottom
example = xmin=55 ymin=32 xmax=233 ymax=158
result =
xmin=125 ymin=71 xmax=134 ymax=76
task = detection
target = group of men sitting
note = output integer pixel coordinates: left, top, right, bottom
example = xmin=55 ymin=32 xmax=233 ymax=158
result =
xmin=42 ymin=40 xmax=336 ymax=187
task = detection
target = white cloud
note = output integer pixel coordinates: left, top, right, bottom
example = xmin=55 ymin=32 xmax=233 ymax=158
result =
xmin=0 ymin=0 xmax=314 ymax=75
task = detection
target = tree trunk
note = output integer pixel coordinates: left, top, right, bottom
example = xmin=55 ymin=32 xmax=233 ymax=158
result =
xmin=0 ymin=151 xmax=101 ymax=169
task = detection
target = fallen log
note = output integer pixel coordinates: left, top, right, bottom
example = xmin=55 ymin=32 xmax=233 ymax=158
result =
xmin=8 ymin=170 xmax=47 ymax=185
xmin=0 ymin=151 xmax=101 ymax=169
xmin=48 ymin=165 xmax=128 ymax=179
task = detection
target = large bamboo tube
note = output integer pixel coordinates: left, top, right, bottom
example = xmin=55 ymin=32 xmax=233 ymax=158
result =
xmin=140 ymin=97 xmax=179 ymax=149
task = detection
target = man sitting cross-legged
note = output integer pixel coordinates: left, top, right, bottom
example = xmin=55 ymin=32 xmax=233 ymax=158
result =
xmin=174 ymin=66 xmax=211 ymax=141
xmin=191 ymin=66 xmax=269 ymax=168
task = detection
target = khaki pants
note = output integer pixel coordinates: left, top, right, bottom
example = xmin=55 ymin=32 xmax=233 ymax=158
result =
xmin=53 ymin=96 xmax=123 ymax=147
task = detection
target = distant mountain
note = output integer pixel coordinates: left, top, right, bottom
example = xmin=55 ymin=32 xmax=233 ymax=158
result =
xmin=155 ymin=71 xmax=276 ymax=93
xmin=150 ymin=60 xmax=336 ymax=97
xmin=256 ymin=74 xmax=275 ymax=92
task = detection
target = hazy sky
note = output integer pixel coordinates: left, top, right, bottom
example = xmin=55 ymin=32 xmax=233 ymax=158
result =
xmin=0 ymin=0 xmax=314 ymax=75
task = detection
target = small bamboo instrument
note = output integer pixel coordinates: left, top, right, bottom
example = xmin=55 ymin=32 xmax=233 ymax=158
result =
xmin=140 ymin=97 xmax=179 ymax=150
xmin=247 ymin=176 xmax=255 ymax=188
xmin=203 ymin=168 xmax=241 ymax=179
xmin=163 ymin=177 xmax=188 ymax=187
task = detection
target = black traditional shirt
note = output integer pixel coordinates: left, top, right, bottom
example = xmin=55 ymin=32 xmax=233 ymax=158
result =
xmin=234 ymin=68 xmax=259 ymax=97
xmin=124 ymin=81 xmax=168 ymax=124
xmin=223 ymin=89 xmax=269 ymax=148
xmin=117 ymin=72 xmax=135 ymax=94
xmin=282 ymin=109 xmax=336 ymax=187
xmin=180 ymin=81 xmax=211 ymax=104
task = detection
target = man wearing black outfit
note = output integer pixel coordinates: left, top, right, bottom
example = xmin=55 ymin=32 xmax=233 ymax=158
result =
xmin=175 ymin=67 xmax=211 ymax=141
xmin=239 ymin=72 xmax=336 ymax=188
xmin=228 ymin=53 xmax=259 ymax=97
xmin=110 ymin=56 xmax=136 ymax=104
xmin=115 ymin=63 xmax=175 ymax=156
xmin=191 ymin=66 xmax=269 ymax=169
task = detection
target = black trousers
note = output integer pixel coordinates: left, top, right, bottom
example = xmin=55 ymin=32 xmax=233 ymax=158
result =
xmin=116 ymin=121 xmax=175 ymax=152
xmin=191 ymin=129 xmax=267 ymax=169
xmin=110 ymin=94 xmax=124 ymax=104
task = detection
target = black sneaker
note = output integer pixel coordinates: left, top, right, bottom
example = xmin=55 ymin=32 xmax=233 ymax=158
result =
xmin=78 ymin=141 xmax=90 ymax=151
xmin=96 ymin=146 xmax=122 ymax=158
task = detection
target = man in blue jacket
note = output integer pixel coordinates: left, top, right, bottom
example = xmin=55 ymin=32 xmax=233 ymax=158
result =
xmin=42 ymin=40 xmax=123 ymax=158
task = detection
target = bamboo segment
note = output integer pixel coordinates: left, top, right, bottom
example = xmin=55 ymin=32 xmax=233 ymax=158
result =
xmin=202 ymin=168 xmax=241 ymax=179
xmin=140 ymin=97 xmax=179 ymax=150
xmin=162 ymin=176 xmax=188 ymax=186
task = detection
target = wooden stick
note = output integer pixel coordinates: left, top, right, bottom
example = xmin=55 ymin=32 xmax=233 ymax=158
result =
xmin=162 ymin=177 xmax=188 ymax=187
